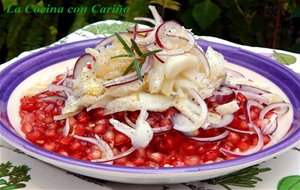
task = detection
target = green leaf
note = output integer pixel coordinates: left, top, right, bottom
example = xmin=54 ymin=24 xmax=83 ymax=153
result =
xmin=192 ymin=0 xmax=221 ymax=30
xmin=123 ymin=61 xmax=135 ymax=75
xmin=290 ymin=5 xmax=300 ymax=19
xmin=140 ymin=49 xmax=162 ymax=58
xmin=130 ymin=39 xmax=143 ymax=56
xmin=272 ymin=51 xmax=297 ymax=65
xmin=133 ymin=59 xmax=143 ymax=81
xmin=83 ymin=23 xmax=134 ymax=35
xmin=149 ymin=0 xmax=181 ymax=11
xmin=1 ymin=0 xmax=18 ymax=11
xmin=277 ymin=175 xmax=300 ymax=190
xmin=115 ymin=33 xmax=132 ymax=55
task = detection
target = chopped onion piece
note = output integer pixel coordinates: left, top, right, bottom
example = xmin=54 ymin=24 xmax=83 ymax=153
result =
xmin=39 ymin=96 xmax=66 ymax=102
xmin=152 ymin=125 xmax=172 ymax=134
xmin=56 ymin=68 xmax=69 ymax=85
xmin=194 ymin=45 xmax=210 ymax=76
xmin=189 ymin=130 xmax=229 ymax=142
xmin=208 ymin=86 xmax=235 ymax=104
xmin=220 ymin=123 xmax=264 ymax=157
xmin=226 ymin=68 xmax=245 ymax=78
xmin=148 ymin=5 xmax=163 ymax=24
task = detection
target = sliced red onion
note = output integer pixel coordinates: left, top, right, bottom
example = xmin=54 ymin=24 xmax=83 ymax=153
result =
xmin=56 ymin=69 xmax=69 ymax=85
xmin=62 ymin=78 xmax=74 ymax=88
xmin=152 ymin=126 xmax=172 ymax=134
xmin=53 ymin=110 xmax=81 ymax=120
xmin=189 ymin=130 xmax=229 ymax=142
xmin=103 ymin=55 xmax=153 ymax=87
xmin=235 ymin=90 xmax=269 ymax=104
xmin=207 ymin=86 xmax=235 ymax=104
xmin=47 ymin=84 xmax=73 ymax=95
xmin=194 ymin=45 xmax=210 ymax=76
xmin=134 ymin=17 xmax=156 ymax=25
xmin=73 ymin=54 xmax=95 ymax=79
xmin=259 ymin=102 xmax=291 ymax=119
xmin=224 ymin=126 xmax=255 ymax=134
xmin=153 ymin=54 xmax=165 ymax=63
xmin=220 ymin=123 xmax=264 ymax=157
xmin=237 ymin=84 xmax=270 ymax=95
xmin=127 ymin=27 xmax=154 ymax=34
xmin=261 ymin=114 xmax=278 ymax=135
xmin=91 ymin=146 xmax=136 ymax=163
xmin=210 ymin=114 xmax=234 ymax=128
xmin=74 ymin=134 xmax=113 ymax=163
xmin=189 ymin=88 xmax=209 ymax=126
xmin=39 ymin=96 xmax=67 ymax=102
xmin=153 ymin=23 xmax=195 ymax=56
xmin=109 ymin=110 xmax=153 ymax=149
xmin=226 ymin=68 xmax=245 ymax=78
xmin=124 ymin=112 xmax=136 ymax=129
xmin=243 ymin=100 xmax=264 ymax=123
xmin=63 ymin=118 xmax=70 ymax=136
xmin=148 ymin=5 xmax=163 ymax=24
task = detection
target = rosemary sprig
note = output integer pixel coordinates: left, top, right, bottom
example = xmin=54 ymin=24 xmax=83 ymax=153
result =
xmin=111 ymin=32 xmax=162 ymax=81
xmin=204 ymin=165 xmax=271 ymax=190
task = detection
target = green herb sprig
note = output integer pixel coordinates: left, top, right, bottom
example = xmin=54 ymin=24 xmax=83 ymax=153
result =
xmin=111 ymin=33 xmax=161 ymax=81
xmin=0 ymin=161 xmax=31 ymax=189
xmin=204 ymin=165 xmax=271 ymax=190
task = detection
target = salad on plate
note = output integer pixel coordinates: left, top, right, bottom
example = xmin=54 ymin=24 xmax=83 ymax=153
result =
xmin=19 ymin=6 xmax=292 ymax=167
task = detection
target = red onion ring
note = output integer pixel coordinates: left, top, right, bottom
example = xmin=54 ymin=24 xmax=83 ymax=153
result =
xmin=73 ymin=54 xmax=95 ymax=79
xmin=63 ymin=118 xmax=70 ymax=136
xmin=194 ymin=45 xmax=210 ymax=76
xmin=134 ymin=17 xmax=156 ymax=25
xmin=220 ymin=123 xmax=264 ymax=157
xmin=148 ymin=5 xmax=163 ymax=24
xmin=189 ymin=130 xmax=229 ymax=142
xmin=243 ymin=100 xmax=264 ymax=123
xmin=226 ymin=68 xmax=245 ymax=78
xmin=153 ymin=54 xmax=165 ymax=63
xmin=261 ymin=114 xmax=278 ymax=135
xmin=223 ymin=126 xmax=255 ymax=134
xmin=207 ymin=86 xmax=235 ymax=104
xmin=47 ymin=84 xmax=73 ymax=95
xmin=237 ymin=84 xmax=270 ymax=95
xmin=259 ymin=102 xmax=291 ymax=119
xmin=128 ymin=27 xmax=154 ymax=34
xmin=39 ymin=96 xmax=67 ymax=102
xmin=152 ymin=126 xmax=172 ymax=134
xmin=235 ymin=90 xmax=269 ymax=104
xmin=56 ymin=68 xmax=69 ymax=85
xmin=91 ymin=146 xmax=136 ymax=163
xmin=103 ymin=55 xmax=153 ymax=87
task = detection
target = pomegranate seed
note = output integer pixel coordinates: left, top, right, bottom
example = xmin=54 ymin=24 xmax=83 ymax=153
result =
xmin=237 ymin=140 xmax=250 ymax=151
xmin=227 ymin=132 xmax=241 ymax=144
xmin=74 ymin=124 xmax=86 ymax=136
xmin=21 ymin=123 xmax=33 ymax=134
xmin=184 ymin=156 xmax=200 ymax=166
xmin=44 ymin=104 xmax=54 ymax=114
xmin=204 ymin=151 xmax=220 ymax=162
xmin=132 ymin=157 xmax=146 ymax=166
xmin=57 ymin=149 xmax=69 ymax=156
xmin=76 ymin=112 xmax=89 ymax=124
xmin=43 ymin=142 xmax=58 ymax=151
xmin=26 ymin=131 xmax=44 ymax=143
xmin=148 ymin=152 xmax=163 ymax=163
xmin=90 ymin=149 xmax=102 ymax=159
xmin=94 ymin=124 xmax=107 ymax=135
xmin=103 ymin=130 xmax=114 ymax=142
xmin=21 ymin=113 xmax=35 ymax=124
xmin=159 ymin=118 xmax=172 ymax=128
xmin=60 ymin=136 xmax=73 ymax=145
xmin=114 ymin=132 xmax=130 ymax=146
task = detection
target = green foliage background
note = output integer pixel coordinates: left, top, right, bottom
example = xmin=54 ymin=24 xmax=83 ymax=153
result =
xmin=0 ymin=0 xmax=299 ymax=63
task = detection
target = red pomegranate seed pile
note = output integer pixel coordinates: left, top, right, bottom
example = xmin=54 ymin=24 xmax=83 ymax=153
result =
xmin=19 ymin=85 xmax=271 ymax=167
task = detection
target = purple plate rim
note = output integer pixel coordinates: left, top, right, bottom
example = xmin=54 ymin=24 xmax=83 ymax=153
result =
xmin=0 ymin=38 xmax=300 ymax=174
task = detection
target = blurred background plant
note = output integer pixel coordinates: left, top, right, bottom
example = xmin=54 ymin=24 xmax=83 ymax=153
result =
xmin=0 ymin=0 xmax=299 ymax=63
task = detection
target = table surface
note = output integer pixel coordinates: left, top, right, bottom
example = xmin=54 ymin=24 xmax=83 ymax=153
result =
xmin=1 ymin=20 xmax=300 ymax=190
